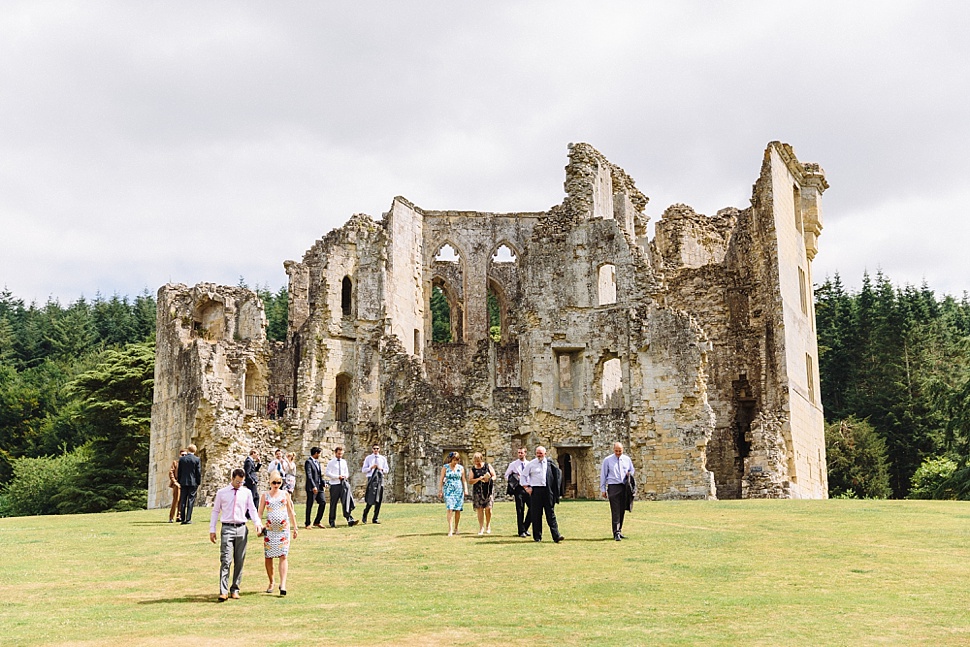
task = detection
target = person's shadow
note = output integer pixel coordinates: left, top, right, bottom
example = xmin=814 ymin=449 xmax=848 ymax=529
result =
xmin=138 ymin=593 xmax=255 ymax=604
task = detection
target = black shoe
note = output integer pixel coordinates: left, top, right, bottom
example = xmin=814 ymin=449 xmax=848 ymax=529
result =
xmin=618 ymin=533 xmax=626 ymax=539
xmin=533 ymin=538 xmax=542 ymax=542
xmin=348 ymin=519 xmax=358 ymax=527
xmin=372 ymin=519 xmax=380 ymax=524
xmin=329 ymin=523 xmax=336 ymax=528
xmin=180 ymin=521 xmax=191 ymax=525
xmin=554 ymin=536 xmax=564 ymax=543
xmin=614 ymin=534 xmax=622 ymax=541
xmin=518 ymin=532 xmax=530 ymax=538
xmin=361 ymin=519 xmax=367 ymax=524
xmin=280 ymin=589 xmax=287 ymax=597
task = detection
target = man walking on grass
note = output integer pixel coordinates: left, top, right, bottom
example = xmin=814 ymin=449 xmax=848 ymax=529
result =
xmin=304 ymin=446 xmax=326 ymax=528
xmin=177 ymin=444 xmax=201 ymax=524
xmin=504 ymin=446 xmax=532 ymax=537
xmin=361 ymin=443 xmax=389 ymax=524
xmin=325 ymin=446 xmax=358 ymax=527
xmin=600 ymin=442 xmax=635 ymax=541
xmin=522 ymin=446 xmax=564 ymax=543
xmin=210 ymin=468 xmax=263 ymax=601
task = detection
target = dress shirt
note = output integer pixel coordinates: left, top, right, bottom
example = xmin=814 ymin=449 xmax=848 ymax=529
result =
xmin=325 ymin=457 xmax=350 ymax=485
xmin=362 ymin=454 xmax=389 ymax=475
xmin=209 ymin=484 xmax=260 ymax=533
xmin=504 ymin=458 xmax=528 ymax=480
xmin=600 ymin=454 xmax=635 ymax=493
xmin=521 ymin=458 xmax=548 ymax=487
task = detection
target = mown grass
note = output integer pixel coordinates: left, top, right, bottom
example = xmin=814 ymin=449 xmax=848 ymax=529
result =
xmin=2 ymin=499 xmax=969 ymax=646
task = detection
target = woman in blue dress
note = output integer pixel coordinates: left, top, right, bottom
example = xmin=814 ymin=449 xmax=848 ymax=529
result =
xmin=438 ymin=452 xmax=468 ymax=536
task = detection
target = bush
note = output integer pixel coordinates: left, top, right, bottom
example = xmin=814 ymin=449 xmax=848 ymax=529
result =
xmin=825 ymin=417 xmax=892 ymax=499
xmin=908 ymin=456 xmax=958 ymax=499
xmin=0 ymin=445 xmax=90 ymax=516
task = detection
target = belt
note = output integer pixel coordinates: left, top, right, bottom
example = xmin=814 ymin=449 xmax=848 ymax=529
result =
xmin=222 ymin=522 xmax=245 ymax=527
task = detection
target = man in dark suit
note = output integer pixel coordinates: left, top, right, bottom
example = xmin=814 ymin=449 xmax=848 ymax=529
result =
xmin=522 ymin=445 xmax=564 ymax=543
xmin=177 ymin=444 xmax=202 ymax=524
xmin=243 ymin=449 xmax=261 ymax=511
xmin=304 ymin=446 xmax=326 ymax=528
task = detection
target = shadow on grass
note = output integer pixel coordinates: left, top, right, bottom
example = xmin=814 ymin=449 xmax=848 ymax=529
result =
xmin=129 ymin=521 xmax=175 ymax=525
xmin=137 ymin=593 xmax=233 ymax=604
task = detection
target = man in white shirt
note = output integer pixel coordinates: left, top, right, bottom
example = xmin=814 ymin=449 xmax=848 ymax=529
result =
xmin=521 ymin=446 xmax=564 ymax=543
xmin=361 ymin=444 xmax=389 ymax=524
xmin=325 ymin=446 xmax=359 ymax=527
xmin=600 ymin=442 xmax=635 ymax=541
xmin=504 ymin=446 xmax=532 ymax=537
xmin=209 ymin=468 xmax=263 ymax=601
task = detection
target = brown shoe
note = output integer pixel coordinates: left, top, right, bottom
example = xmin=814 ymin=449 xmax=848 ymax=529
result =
xmin=230 ymin=591 xmax=240 ymax=599
xmin=217 ymin=595 xmax=228 ymax=602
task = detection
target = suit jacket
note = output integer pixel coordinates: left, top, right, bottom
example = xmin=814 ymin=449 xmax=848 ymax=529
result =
xmin=168 ymin=459 xmax=179 ymax=487
xmin=244 ymin=457 xmax=261 ymax=487
xmin=304 ymin=457 xmax=322 ymax=492
xmin=177 ymin=453 xmax=201 ymax=487
xmin=624 ymin=473 xmax=637 ymax=512
xmin=546 ymin=461 xmax=563 ymax=506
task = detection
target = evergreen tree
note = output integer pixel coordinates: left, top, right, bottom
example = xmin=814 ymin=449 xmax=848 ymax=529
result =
xmin=825 ymin=417 xmax=892 ymax=498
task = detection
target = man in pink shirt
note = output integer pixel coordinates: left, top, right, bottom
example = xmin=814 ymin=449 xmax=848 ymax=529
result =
xmin=209 ymin=468 xmax=263 ymax=601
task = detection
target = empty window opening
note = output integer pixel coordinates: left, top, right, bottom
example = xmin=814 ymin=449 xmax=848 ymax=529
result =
xmin=435 ymin=244 xmax=460 ymax=263
xmin=341 ymin=276 xmax=353 ymax=317
xmin=431 ymin=284 xmax=452 ymax=343
xmin=491 ymin=244 xmax=517 ymax=263
xmin=798 ymin=267 xmax=808 ymax=316
xmin=335 ymin=373 xmax=351 ymax=422
xmin=600 ymin=357 xmax=622 ymax=408
xmin=598 ymin=264 xmax=617 ymax=305
xmin=793 ymin=184 xmax=804 ymax=235
xmin=413 ymin=329 xmax=421 ymax=356
xmin=806 ymin=354 xmax=815 ymax=404
xmin=487 ymin=290 xmax=502 ymax=342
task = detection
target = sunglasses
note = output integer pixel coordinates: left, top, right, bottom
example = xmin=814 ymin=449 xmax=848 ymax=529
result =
xmin=271 ymin=481 xmax=283 ymax=485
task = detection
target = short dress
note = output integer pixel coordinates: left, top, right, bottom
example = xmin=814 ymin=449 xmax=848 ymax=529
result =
xmin=262 ymin=492 xmax=291 ymax=558
xmin=443 ymin=465 xmax=465 ymax=511
xmin=471 ymin=464 xmax=495 ymax=509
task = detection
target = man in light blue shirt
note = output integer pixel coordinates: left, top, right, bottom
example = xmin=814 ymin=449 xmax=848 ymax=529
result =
xmin=600 ymin=442 xmax=635 ymax=541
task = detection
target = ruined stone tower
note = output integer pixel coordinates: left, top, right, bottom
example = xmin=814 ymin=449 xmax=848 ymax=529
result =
xmin=148 ymin=141 xmax=828 ymax=508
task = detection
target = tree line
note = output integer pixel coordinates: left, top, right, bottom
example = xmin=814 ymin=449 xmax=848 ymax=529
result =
xmin=1 ymin=272 xmax=968 ymax=516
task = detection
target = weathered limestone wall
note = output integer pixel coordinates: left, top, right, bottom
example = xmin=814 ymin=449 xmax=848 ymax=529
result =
xmin=149 ymin=140 xmax=828 ymax=507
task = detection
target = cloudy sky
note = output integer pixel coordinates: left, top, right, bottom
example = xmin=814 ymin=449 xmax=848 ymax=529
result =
xmin=2 ymin=1 xmax=969 ymax=304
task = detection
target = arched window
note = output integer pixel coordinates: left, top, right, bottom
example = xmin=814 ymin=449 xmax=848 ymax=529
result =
xmin=487 ymin=284 xmax=503 ymax=343
xmin=491 ymin=244 xmax=517 ymax=263
xmin=341 ymin=276 xmax=353 ymax=317
xmin=600 ymin=357 xmax=622 ymax=408
xmin=597 ymin=264 xmax=617 ymax=305
xmin=335 ymin=373 xmax=351 ymax=422
xmin=431 ymin=282 xmax=453 ymax=343
xmin=435 ymin=244 xmax=460 ymax=263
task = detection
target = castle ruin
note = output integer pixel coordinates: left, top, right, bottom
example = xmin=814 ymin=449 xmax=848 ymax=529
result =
xmin=148 ymin=141 xmax=828 ymax=507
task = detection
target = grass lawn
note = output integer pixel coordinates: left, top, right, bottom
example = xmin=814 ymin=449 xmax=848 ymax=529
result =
xmin=2 ymin=498 xmax=969 ymax=646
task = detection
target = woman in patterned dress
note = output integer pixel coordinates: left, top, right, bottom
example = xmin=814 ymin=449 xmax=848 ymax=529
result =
xmin=258 ymin=471 xmax=298 ymax=596
xmin=469 ymin=452 xmax=496 ymax=535
xmin=437 ymin=452 xmax=468 ymax=536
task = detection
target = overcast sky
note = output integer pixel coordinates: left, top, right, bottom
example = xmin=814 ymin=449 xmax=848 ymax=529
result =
xmin=2 ymin=1 xmax=969 ymax=305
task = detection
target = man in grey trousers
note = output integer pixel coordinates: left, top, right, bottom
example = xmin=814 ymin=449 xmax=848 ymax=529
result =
xmin=209 ymin=468 xmax=263 ymax=601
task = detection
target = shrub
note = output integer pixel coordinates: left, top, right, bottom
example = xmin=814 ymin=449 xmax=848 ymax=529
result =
xmin=0 ymin=445 xmax=90 ymax=516
xmin=825 ymin=417 xmax=892 ymax=499
xmin=908 ymin=456 xmax=958 ymax=499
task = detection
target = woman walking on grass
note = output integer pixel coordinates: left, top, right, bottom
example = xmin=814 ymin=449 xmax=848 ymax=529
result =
xmin=438 ymin=452 xmax=468 ymax=536
xmin=258 ymin=471 xmax=298 ymax=596
xmin=469 ymin=452 xmax=496 ymax=535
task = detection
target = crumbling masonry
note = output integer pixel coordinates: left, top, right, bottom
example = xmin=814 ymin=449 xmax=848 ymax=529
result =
xmin=148 ymin=142 xmax=828 ymax=508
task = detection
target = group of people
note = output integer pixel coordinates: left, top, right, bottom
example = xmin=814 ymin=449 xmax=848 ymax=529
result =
xmin=174 ymin=440 xmax=637 ymax=600
xmin=265 ymin=394 xmax=288 ymax=420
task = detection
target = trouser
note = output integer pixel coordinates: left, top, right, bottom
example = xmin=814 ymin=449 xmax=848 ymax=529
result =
xmin=608 ymin=483 xmax=627 ymax=536
xmin=362 ymin=500 xmax=381 ymax=522
xmin=529 ymin=486 xmax=561 ymax=542
xmin=514 ymin=488 xmax=531 ymax=535
xmin=169 ymin=484 xmax=181 ymax=521
xmin=305 ymin=489 xmax=326 ymax=526
xmin=329 ymin=483 xmax=353 ymax=525
xmin=219 ymin=523 xmax=248 ymax=595
xmin=178 ymin=485 xmax=198 ymax=522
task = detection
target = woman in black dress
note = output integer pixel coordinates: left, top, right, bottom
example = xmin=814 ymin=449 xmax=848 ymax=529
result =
xmin=469 ymin=452 xmax=496 ymax=535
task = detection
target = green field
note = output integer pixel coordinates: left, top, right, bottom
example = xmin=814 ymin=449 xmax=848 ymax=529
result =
xmin=2 ymin=499 xmax=969 ymax=646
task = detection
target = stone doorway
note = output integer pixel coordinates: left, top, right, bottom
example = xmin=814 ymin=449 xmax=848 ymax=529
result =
xmin=554 ymin=445 xmax=593 ymax=499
